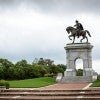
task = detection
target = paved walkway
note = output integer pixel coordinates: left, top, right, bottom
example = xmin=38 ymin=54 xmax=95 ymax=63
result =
xmin=39 ymin=83 xmax=91 ymax=90
xmin=10 ymin=83 xmax=92 ymax=90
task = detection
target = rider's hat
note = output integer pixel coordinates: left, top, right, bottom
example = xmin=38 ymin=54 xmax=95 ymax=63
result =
xmin=76 ymin=20 xmax=78 ymax=23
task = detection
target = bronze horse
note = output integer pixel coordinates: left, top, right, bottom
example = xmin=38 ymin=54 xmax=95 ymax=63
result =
xmin=66 ymin=26 xmax=91 ymax=43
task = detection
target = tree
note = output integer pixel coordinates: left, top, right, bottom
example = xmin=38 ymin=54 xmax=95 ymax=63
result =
xmin=33 ymin=65 xmax=47 ymax=77
xmin=32 ymin=58 xmax=38 ymax=65
xmin=0 ymin=58 xmax=14 ymax=79
xmin=57 ymin=64 xmax=66 ymax=72
xmin=38 ymin=58 xmax=45 ymax=65
xmin=0 ymin=63 xmax=4 ymax=79
xmin=15 ymin=59 xmax=28 ymax=67
xmin=0 ymin=58 xmax=14 ymax=68
xmin=76 ymin=69 xmax=83 ymax=76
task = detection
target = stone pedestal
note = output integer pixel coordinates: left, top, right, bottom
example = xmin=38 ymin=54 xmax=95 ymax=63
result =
xmin=61 ymin=43 xmax=94 ymax=83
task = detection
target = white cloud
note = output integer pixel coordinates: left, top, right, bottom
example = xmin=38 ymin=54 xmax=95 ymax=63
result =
xmin=0 ymin=4 xmax=67 ymax=62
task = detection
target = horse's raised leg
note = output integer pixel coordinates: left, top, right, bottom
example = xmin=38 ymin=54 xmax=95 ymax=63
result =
xmin=69 ymin=35 xmax=72 ymax=40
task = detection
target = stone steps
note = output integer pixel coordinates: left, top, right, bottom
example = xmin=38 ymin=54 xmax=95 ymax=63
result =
xmin=0 ymin=96 xmax=100 ymax=100
xmin=3 ymin=89 xmax=100 ymax=92
xmin=1 ymin=92 xmax=100 ymax=96
xmin=0 ymin=89 xmax=100 ymax=100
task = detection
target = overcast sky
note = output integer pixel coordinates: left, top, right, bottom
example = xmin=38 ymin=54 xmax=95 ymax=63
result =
xmin=0 ymin=0 xmax=100 ymax=73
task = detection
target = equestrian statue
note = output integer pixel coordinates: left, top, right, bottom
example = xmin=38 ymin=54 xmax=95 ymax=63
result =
xmin=66 ymin=20 xmax=91 ymax=43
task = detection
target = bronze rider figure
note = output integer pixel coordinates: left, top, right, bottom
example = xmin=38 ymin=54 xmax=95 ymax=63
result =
xmin=74 ymin=20 xmax=84 ymax=38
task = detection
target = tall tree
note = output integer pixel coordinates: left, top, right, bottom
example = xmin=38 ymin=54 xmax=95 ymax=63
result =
xmin=15 ymin=59 xmax=28 ymax=67
xmin=0 ymin=58 xmax=14 ymax=79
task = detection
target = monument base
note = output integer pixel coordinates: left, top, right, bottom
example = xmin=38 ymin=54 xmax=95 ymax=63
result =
xmin=61 ymin=76 xmax=93 ymax=83
xmin=56 ymin=43 xmax=97 ymax=83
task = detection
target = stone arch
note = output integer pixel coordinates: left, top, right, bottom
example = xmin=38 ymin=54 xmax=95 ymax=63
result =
xmin=75 ymin=58 xmax=83 ymax=76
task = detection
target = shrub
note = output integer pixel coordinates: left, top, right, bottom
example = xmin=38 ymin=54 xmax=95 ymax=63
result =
xmin=5 ymin=82 xmax=10 ymax=89
xmin=44 ymin=73 xmax=55 ymax=77
xmin=0 ymin=80 xmax=10 ymax=89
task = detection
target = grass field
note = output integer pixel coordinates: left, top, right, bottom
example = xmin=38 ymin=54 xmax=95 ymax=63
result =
xmin=8 ymin=77 xmax=100 ymax=88
xmin=8 ymin=77 xmax=56 ymax=88
xmin=91 ymin=80 xmax=100 ymax=87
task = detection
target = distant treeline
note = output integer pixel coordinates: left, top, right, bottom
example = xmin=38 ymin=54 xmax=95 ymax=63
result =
xmin=0 ymin=58 xmax=66 ymax=80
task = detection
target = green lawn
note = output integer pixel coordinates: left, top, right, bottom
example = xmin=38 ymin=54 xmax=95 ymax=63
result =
xmin=8 ymin=77 xmax=56 ymax=88
xmin=91 ymin=80 xmax=100 ymax=87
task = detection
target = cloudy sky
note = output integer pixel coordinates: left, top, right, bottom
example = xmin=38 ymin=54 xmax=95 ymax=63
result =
xmin=0 ymin=0 xmax=100 ymax=73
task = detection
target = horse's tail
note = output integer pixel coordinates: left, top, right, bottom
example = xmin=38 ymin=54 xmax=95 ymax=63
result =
xmin=85 ymin=30 xmax=91 ymax=37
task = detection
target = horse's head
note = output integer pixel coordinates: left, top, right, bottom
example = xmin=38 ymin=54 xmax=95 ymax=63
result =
xmin=66 ymin=26 xmax=73 ymax=34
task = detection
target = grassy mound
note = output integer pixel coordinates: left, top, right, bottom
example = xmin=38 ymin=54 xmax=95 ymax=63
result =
xmin=8 ymin=77 xmax=56 ymax=88
xmin=91 ymin=80 xmax=100 ymax=87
